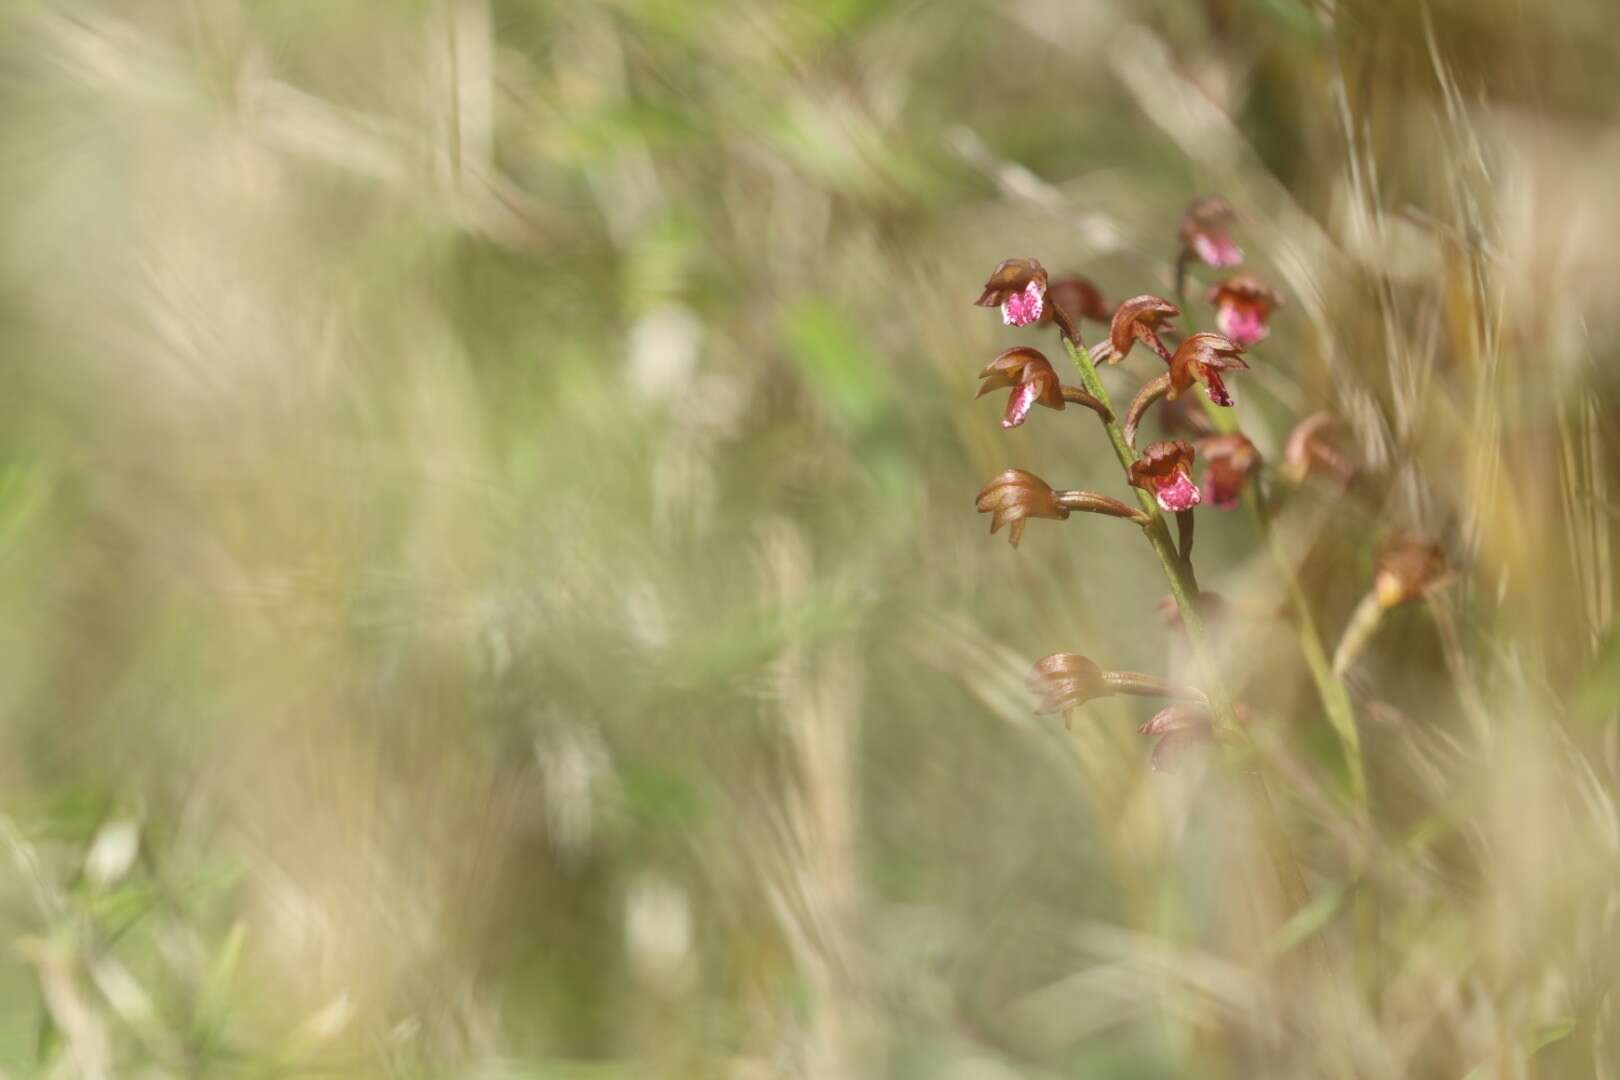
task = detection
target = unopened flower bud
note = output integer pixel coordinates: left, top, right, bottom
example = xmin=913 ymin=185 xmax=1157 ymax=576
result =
xmin=1374 ymin=533 xmax=1451 ymax=609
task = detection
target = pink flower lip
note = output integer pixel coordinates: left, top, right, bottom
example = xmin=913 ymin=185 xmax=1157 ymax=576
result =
xmin=1001 ymin=280 xmax=1045 ymax=327
xmin=1203 ymin=369 xmax=1234 ymax=407
xmin=1002 ymin=379 xmax=1041 ymax=428
xmin=1215 ymin=303 xmax=1268 ymax=346
xmin=1156 ymin=471 xmax=1202 ymax=512
xmin=1193 ymin=233 xmax=1243 ymax=268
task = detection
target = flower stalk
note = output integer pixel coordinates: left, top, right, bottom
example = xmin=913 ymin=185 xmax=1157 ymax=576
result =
xmin=1056 ymin=331 xmax=1239 ymax=738
xmin=1057 ymin=328 xmax=1319 ymax=923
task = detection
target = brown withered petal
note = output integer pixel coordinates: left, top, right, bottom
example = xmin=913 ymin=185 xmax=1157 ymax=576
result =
xmin=1205 ymin=272 xmax=1279 ymax=307
xmin=975 ymin=469 xmax=1067 ymax=548
xmin=1107 ymin=295 xmax=1181 ymax=364
xmin=1042 ymin=277 xmax=1113 ymax=326
xmin=1168 ymin=332 xmax=1248 ymax=407
xmin=1140 ymin=700 xmax=1251 ymax=737
xmin=975 ymin=258 xmax=1048 ymax=308
xmin=1147 ymin=704 xmax=1252 ymax=771
xmin=1195 ymin=433 xmax=1261 ymax=509
xmin=975 ymin=346 xmax=1044 ymax=394
xmin=1128 ymin=440 xmax=1202 ymax=513
xmin=1138 ymin=703 xmax=1213 ymax=737
xmin=1374 ymin=533 xmax=1451 ymax=609
xmin=1179 ymin=195 xmax=1242 ymax=268
xmin=1282 ymin=411 xmax=1354 ymax=486
xmin=1028 ymin=651 xmax=1103 ymax=684
xmin=1027 ymin=653 xmax=1109 ymax=713
xmin=1035 ymin=678 xmax=1102 ymax=715
xmin=1027 ymin=653 xmax=1205 ymax=714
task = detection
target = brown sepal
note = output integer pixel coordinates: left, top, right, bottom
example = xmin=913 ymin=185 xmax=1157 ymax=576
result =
xmin=975 ymin=469 xmax=1067 ymax=548
xmin=975 ymin=258 xmax=1048 ymax=308
xmin=1107 ymin=295 xmax=1181 ymax=364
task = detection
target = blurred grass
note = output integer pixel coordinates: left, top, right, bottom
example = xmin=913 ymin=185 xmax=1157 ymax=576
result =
xmin=2 ymin=0 xmax=1620 ymax=1076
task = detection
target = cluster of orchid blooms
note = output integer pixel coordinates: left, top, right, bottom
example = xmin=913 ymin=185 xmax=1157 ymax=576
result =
xmin=969 ymin=197 xmax=1449 ymax=769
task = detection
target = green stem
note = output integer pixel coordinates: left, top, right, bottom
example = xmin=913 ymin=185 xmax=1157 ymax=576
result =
xmin=1257 ymin=486 xmax=1367 ymax=808
xmin=1200 ymin=401 xmax=1368 ymax=811
xmin=1059 ymin=331 xmax=1323 ymax=959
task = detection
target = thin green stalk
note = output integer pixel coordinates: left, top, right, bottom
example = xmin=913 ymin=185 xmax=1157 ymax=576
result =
xmin=1058 ymin=334 xmax=1239 ymax=736
xmin=1332 ymin=591 xmax=1385 ymax=679
xmin=1203 ymin=401 xmax=1367 ymax=809
xmin=1255 ymin=485 xmax=1366 ymax=806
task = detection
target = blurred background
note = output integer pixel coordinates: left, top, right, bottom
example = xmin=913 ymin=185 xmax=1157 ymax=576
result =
xmin=4 ymin=0 xmax=1620 ymax=1076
